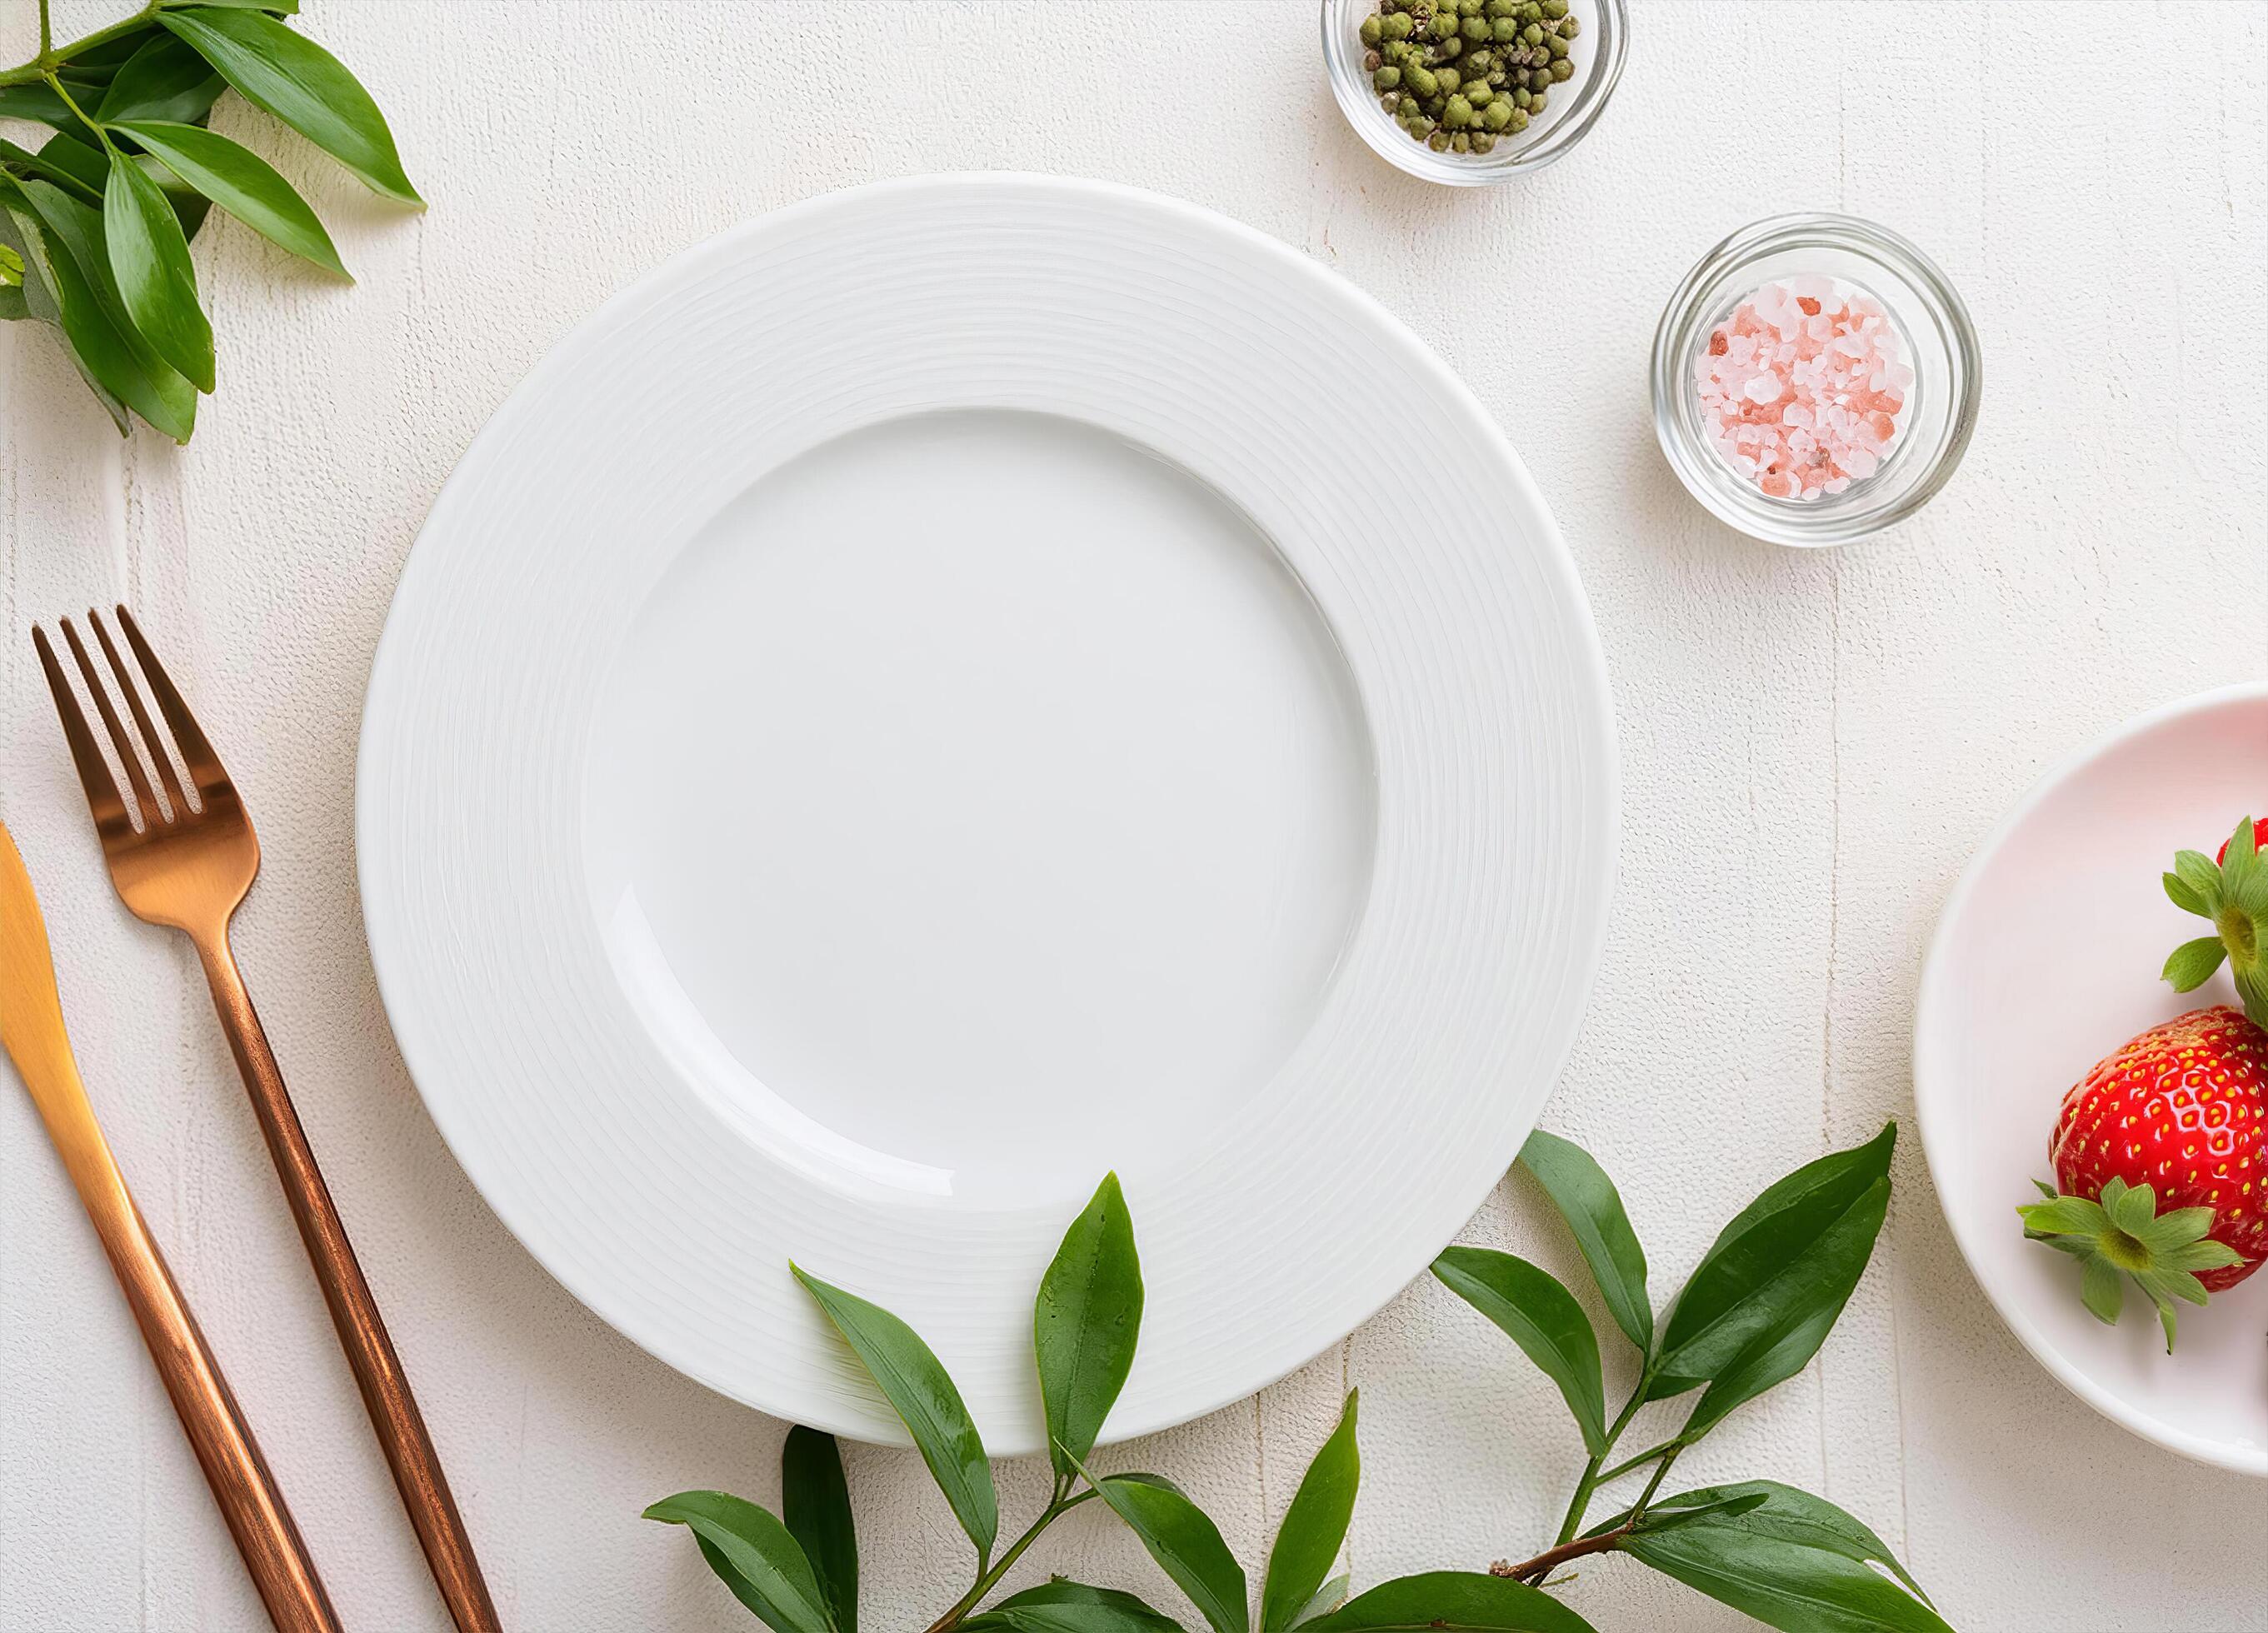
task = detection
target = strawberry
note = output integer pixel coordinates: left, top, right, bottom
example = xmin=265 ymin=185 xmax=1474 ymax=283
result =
xmin=2018 ymin=1006 xmax=2266 ymax=1348
xmin=2018 ymin=820 xmax=2268 ymax=1350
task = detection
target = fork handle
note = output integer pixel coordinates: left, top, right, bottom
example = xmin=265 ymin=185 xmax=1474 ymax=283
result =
xmin=194 ymin=929 xmax=502 ymax=1633
xmin=70 ymin=1146 xmax=341 ymax=1633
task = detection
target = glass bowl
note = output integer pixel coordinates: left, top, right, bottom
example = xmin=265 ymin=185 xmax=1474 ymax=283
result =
xmin=1651 ymin=212 xmax=1981 ymax=547
xmin=1321 ymin=0 xmax=1627 ymax=184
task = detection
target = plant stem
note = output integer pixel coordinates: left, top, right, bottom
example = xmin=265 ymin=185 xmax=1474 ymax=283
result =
xmin=1626 ymin=1444 xmax=1682 ymax=1524
xmin=1 ymin=2 xmax=162 ymax=86
xmin=922 ymin=1489 xmax=1097 ymax=1633
xmin=1491 ymin=1524 xmax=1633 ymax=1585
xmin=1595 ymin=1436 xmax=1679 ymax=1485
xmin=40 ymin=69 xmax=113 ymax=153
xmin=1550 ymin=1383 xmax=1648 ymax=1546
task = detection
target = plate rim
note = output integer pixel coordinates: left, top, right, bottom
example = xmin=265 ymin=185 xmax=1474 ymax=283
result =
xmin=1913 ymin=677 xmax=2268 ymax=1478
xmin=356 ymin=171 xmax=1621 ymax=1448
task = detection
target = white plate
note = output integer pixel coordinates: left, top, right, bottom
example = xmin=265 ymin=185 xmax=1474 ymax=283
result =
xmin=357 ymin=175 xmax=1616 ymax=1452
xmin=1916 ymin=683 xmax=2268 ymax=1476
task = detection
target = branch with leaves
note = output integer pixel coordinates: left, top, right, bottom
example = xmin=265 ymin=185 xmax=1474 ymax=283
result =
xmin=0 ymin=0 xmax=415 ymax=442
xmin=649 ymin=1127 xmax=1956 ymax=1631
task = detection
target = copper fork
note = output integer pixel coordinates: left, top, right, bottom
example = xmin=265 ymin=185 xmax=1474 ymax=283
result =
xmin=34 ymin=607 xmax=501 ymax=1633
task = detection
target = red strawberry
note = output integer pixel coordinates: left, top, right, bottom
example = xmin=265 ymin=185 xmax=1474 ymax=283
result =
xmin=2020 ymin=1006 xmax=2266 ymax=1349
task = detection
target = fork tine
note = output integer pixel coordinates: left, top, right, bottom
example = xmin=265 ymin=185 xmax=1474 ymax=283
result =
xmin=90 ymin=609 xmax=191 ymax=816
xmin=115 ymin=607 xmax=229 ymax=796
xmin=60 ymin=617 xmax=164 ymax=826
xmin=32 ymin=625 xmax=137 ymax=840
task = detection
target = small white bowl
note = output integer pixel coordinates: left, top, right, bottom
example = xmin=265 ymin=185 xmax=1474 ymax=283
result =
xmin=1916 ymin=682 xmax=2268 ymax=1476
xmin=1321 ymin=0 xmax=1627 ymax=184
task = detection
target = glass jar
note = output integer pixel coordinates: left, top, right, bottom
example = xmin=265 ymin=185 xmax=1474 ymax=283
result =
xmin=1321 ymin=0 xmax=1628 ymax=185
xmin=1651 ymin=212 xmax=1981 ymax=547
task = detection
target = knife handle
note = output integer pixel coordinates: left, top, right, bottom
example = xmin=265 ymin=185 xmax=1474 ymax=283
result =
xmin=62 ymin=1126 xmax=341 ymax=1633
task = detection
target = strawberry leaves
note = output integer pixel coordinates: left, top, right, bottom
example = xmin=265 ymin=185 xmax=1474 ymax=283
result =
xmin=2018 ymin=1176 xmax=2243 ymax=1351
xmin=2165 ymin=816 xmax=2268 ymax=1027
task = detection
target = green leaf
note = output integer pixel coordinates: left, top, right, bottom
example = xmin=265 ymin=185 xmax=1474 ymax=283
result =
xmin=642 ymin=1491 xmax=835 ymax=1633
xmin=2163 ymin=871 xmax=2207 ymax=916
xmin=1622 ymin=1491 xmax=1771 ymax=1536
xmin=1035 ymin=1171 xmax=1145 ymax=1483
xmin=8 ymin=179 xmax=195 ymax=438
xmin=1431 ymin=1247 xmax=1608 ymax=1456
xmin=1651 ymin=1124 xmax=1896 ymax=1401
xmin=2171 ymin=850 xmax=2222 ymax=912
xmin=1260 ymin=1391 xmax=1360 ymax=1633
xmin=158 ymin=8 xmax=420 ymax=205
xmin=37 ymin=132 xmax=113 ymax=197
xmin=1 ymin=137 xmax=102 ymax=205
xmin=96 ymin=32 xmax=226 ymax=125
xmin=104 ymin=149 xmax=215 ymax=392
xmin=979 ymin=1581 xmax=1182 ymax=1632
xmin=1620 ymin=1491 xmax=1952 ymax=1633
xmin=1299 ymin=1573 xmax=1599 ymax=1632
xmin=1678 ymin=1176 xmax=1889 ymax=1441
xmin=792 ymin=1264 xmax=997 ymax=1563
xmin=2162 ymin=936 xmax=2229 ymax=992
xmin=0 ymin=82 xmax=97 ymax=142
xmin=1075 ymin=1461 xmax=1246 ymax=1633
xmin=1517 ymin=1129 xmax=1653 ymax=1356
xmin=2222 ymin=817 xmax=2261 ymax=891
xmin=164 ymin=0 xmax=301 ymax=10
xmin=0 ymin=285 xmax=27 ymax=320
xmin=113 ymin=119 xmax=347 ymax=277
xmin=1290 ymin=1576 xmax=1351 ymax=1628
xmin=782 ymin=1427 xmax=857 ymax=1633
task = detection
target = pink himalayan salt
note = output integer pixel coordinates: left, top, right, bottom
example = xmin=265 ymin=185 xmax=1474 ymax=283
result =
xmin=1695 ymin=276 xmax=1913 ymax=502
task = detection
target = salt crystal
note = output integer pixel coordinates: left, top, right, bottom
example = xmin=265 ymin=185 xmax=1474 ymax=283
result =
xmin=1695 ymin=277 xmax=1911 ymax=502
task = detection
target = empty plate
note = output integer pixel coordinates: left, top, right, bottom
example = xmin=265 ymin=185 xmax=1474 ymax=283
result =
xmin=357 ymin=175 xmax=1616 ymax=1451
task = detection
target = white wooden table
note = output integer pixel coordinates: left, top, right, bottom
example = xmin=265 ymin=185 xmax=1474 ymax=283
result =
xmin=5 ymin=2 xmax=2266 ymax=1628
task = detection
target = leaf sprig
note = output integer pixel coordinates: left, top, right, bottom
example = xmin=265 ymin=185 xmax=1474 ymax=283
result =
xmin=650 ymin=1129 xmax=1947 ymax=1632
xmin=0 ymin=0 xmax=416 ymax=441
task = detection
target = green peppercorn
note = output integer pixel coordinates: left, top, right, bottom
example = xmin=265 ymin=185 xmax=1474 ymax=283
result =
xmin=1464 ymin=80 xmax=1492 ymax=107
xmin=1373 ymin=64 xmax=1401 ymax=90
xmin=1359 ymin=12 xmax=1383 ymax=45
xmin=1464 ymin=48 xmax=1491 ymax=71
xmin=1541 ymin=0 xmax=1568 ymax=12
xmin=1528 ymin=87 xmax=1546 ymax=111
xmin=1481 ymin=97 xmax=1512 ymax=128
xmin=1441 ymin=92 xmax=1473 ymax=127
xmin=1509 ymin=106 xmax=1530 ymax=131
xmin=1460 ymin=0 xmax=1483 ymax=14
xmin=1434 ymin=33 xmax=1461 ymax=57
xmin=1559 ymin=13 xmax=1578 ymax=34
xmin=1458 ymin=16 xmax=1485 ymax=39
xmin=1487 ymin=68 xmax=1506 ymax=85
xmin=1519 ymin=21 xmax=1543 ymax=45
xmin=1486 ymin=0 xmax=1517 ymax=13
xmin=1471 ymin=132 xmax=1496 ymax=152
xmin=1436 ymin=63 xmax=1461 ymax=88
xmin=1528 ymin=66 xmax=1551 ymax=87
xmin=1550 ymin=56 xmax=1572 ymax=79
xmin=1451 ymin=131 xmax=1471 ymax=151
xmin=1404 ymin=63 xmax=1438 ymax=96
xmin=1491 ymin=16 xmax=1517 ymax=39
xmin=1428 ymin=6 xmax=1458 ymax=38
xmin=1512 ymin=85 xmax=1532 ymax=107
xmin=1427 ymin=130 xmax=1451 ymax=150
xmin=1520 ymin=0 xmax=1542 ymax=19
xmin=1382 ymin=10 xmax=1413 ymax=38
xmin=1546 ymin=31 xmax=1569 ymax=57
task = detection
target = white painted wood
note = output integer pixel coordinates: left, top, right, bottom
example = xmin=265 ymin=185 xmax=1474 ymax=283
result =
xmin=3 ymin=2 xmax=2264 ymax=1629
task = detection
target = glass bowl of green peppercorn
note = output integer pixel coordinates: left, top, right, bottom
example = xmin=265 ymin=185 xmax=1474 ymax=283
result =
xmin=1322 ymin=0 xmax=1626 ymax=183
